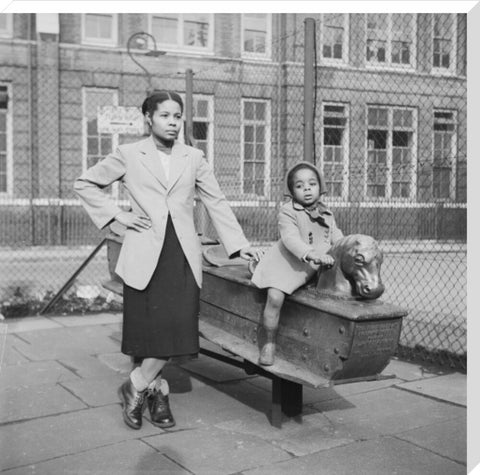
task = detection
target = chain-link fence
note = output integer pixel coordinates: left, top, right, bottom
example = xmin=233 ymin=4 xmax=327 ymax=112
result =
xmin=0 ymin=13 xmax=466 ymax=370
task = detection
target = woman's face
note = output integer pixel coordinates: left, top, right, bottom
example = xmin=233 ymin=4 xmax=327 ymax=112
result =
xmin=291 ymin=168 xmax=321 ymax=207
xmin=148 ymin=100 xmax=183 ymax=142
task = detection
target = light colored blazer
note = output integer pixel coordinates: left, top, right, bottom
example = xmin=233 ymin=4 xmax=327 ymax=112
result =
xmin=251 ymin=199 xmax=343 ymax=294
xmin=74 ymin=136 xmax=249 ymax=290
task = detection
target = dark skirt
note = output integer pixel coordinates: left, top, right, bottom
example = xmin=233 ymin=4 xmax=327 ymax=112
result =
xmin=121 ymin=215 xmax=200 ymax=359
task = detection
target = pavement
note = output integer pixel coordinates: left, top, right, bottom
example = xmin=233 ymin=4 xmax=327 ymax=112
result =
xmin=0 ymin=313 xmax=467 ymax=475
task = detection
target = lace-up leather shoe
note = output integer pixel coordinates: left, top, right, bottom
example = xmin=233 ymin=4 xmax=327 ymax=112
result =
xmin=118 ymin=379 xmax=147 ymax=429
xmin=147 ymin=387 xmax=176 ymax=428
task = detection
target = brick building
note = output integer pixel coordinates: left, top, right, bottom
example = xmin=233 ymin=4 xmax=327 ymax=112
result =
xmin=0 ymin=13 xmax=467 ymax=244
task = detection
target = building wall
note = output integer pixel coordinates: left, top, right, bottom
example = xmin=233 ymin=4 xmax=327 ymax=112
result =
xmin=0 ymin=13 xmax=468 ymax=223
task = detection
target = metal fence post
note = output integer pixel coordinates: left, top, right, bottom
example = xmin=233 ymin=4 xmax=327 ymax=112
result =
xmin=185 ymin=68 xmax=208 ymax=238
xmin=185 ymin=68 xmax=194 ymax=146
xmin=304 ymin=18 xmax=315 ymax=164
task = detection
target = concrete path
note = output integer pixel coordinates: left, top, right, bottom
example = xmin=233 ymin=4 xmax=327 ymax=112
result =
xmin=0 ymin=313 xmax=466 ymax=474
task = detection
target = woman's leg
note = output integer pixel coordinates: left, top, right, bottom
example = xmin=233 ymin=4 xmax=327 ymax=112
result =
xmin=119 ymin=357 xmax=169 ymax=430
xmin=140 ymin=357 xmax=168 ymax=383
xmin=259 ymin=288 xmax=285 ymax=365
xmin=142 ymin=358 xmax=176 ymax=428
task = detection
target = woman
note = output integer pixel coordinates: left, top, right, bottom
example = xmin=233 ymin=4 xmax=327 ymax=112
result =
xmin=74 ymin=90 xmax=259 ymax=430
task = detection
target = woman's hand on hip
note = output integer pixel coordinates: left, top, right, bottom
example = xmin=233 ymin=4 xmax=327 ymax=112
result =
xmin=114 ymin=211 xmax=151 ymax=232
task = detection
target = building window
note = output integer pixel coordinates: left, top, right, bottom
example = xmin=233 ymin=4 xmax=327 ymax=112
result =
xmin=0 ymin=85 xmax=11 ymax=195
xmin=321 ymin=103 xmax=349 ymax=199
xmin=82 ymin=88 xmax=119 ymax=194
xmin=433 ymin=110 xmax=456 ymax=199
xmin=366 ymin=106 xmax=416 ymax=200
xmin=241 ymin=99 xmax=271 ymax=197
xmin=0 ymin=14 xmax=13 ymax=38
xmin=150 ymin=14 xmax=213 ymax=52
xmin=433 ymin=14 xmax=456 ymax=73
xmin=366 ymin=14 xmax=416 ymax=68
xmin=242 ymin=13 xmax=272 ymax=59
xmin=321 ymin=14 xmax=348 ymax=63
xmin=179 ymin=94 xmax=213 ymax=163
xmin=82 ymin=13 xmax=117 ymax=46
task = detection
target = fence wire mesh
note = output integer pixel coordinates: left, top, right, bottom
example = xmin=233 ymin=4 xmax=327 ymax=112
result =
xmin=0 ymin=13 xmax=466 ymax=370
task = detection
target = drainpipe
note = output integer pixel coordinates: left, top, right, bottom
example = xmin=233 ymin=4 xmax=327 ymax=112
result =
xmin=303 ymin=17 xmax=315 ymax=164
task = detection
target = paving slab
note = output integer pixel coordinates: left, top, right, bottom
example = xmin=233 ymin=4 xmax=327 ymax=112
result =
xmin=396 ymin=415 xmax=467 ymax=465
xmin=144 ymin=425 xmax=291 ymax=475
xmin=395 ymin=372 xmax=466 ymax=406
xmin=382 ymin=357 xmax=449 ymax=382
xmin=0 ymin=334 xmax=30 ymax=365
xmin=246 ymin=373 xmax=402 ymax=406
xmin=2 ymin=439 xmax=189 ymax=475
xmin=0 ymin=405 xmax=162 ymax=471
xmin=60 ymin=374 xmax=125 ymax=407
xmin=0 ymin=360 xmax=80 ymax=388
xmin=97 ymin=352 xmax=132 ymax=374
xmin=162 ymin=383 xmax=270 ymax=429
xmin=242 ymin=436 xmax=465 ymax=475
xmin=2 ymin=317 xmax=62 ymax=334
xmin=49 ymin=312 xmax=122 ymax=327
xmin=313 ymin=387 xmax=465 ymax=440
xmin=0 ymin=383 xmax=86 ymax=424
xmin=56 ymin=354 xmax=120 ymax=379
xmin=10 ymin=326 xmax=120 ymax=361
xmin=216 ymin=412 xmax=354 ymax=456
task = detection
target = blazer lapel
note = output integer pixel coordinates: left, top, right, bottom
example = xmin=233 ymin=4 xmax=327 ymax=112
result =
xmin=138 ymin=136 xmax=168 ymax=189
xmin=167 ymin=142 xmax=189 ymax=193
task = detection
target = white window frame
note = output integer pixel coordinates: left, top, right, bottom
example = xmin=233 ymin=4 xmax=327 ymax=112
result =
xmin=0 ymin=14 xmax=13 ymax=38
xmin=81 ymin=13 xmax=118 ymax=47
xmin=0 ymin=83 xmax=12 ymax=197
xmin=432 ymin=14 xmax=457 ymax=75
xmin=241 ymin=13 xmax=272 ymax=60
xmin=432 ymin=109 xmax=457 ymax=200
xmin=148 ymin=14 xmax=214 ymax=54
xmin=82 ymin=87 xmax=119 ymax=197
xmin=178 ymin=93 xmax=214 ymax=165
xmin=365 ymin=105 xmax=417 ymax=201
xmin=240 ymin=98 xmax=271 ymax=198
xmin=320 ymin=102 xmax=349 ymax=201
xmin=365 ymin=13 xmax=417 ymax=70
xmin=320 ymin=14 xmax=349 ymax=65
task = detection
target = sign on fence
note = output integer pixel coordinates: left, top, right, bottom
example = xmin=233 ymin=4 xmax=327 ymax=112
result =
xmin=97 ymin=106 xmax=145 ymax=135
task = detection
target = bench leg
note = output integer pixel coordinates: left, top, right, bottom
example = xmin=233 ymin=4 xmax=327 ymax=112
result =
xmin=271 ymin=377 xmax=283 ymax=428
xmin=281 ymin=379 xmax=303 ymax=417
xmin=271 ymin=377 xmax=303 ymax=428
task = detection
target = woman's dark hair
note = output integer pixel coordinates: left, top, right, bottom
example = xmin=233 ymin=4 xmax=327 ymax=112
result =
xmin=287 ymin=162 xmax=325 ymax=196
xmin=141 ymin=90 xmax=184 ymax=117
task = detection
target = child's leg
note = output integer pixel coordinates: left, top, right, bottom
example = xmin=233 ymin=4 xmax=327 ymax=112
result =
xmin=259 ymin=288 xmax=285 ymax=366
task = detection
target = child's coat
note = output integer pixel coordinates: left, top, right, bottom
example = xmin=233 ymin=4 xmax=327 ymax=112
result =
xmin=251 ymin=199 xmax=343 ymax=294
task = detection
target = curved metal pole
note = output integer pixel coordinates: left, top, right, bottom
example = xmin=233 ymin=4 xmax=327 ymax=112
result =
xmin=127 ymin=32 xmax=159 ymax=94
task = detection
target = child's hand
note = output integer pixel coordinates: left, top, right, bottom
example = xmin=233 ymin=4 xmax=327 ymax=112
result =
xmin=306 ymin=251 xmax=334 ymax=267
xmin=115 ymin=211 xmax=151 ymax=232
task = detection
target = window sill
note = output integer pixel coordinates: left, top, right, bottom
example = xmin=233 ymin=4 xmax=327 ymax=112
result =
xmin=81 ymin=39 xmax=117 ymax=48
xmin=365 ymin=62 xmax=417 ymax=73
xmin=241 ymin=53 xmax=272 ymax=62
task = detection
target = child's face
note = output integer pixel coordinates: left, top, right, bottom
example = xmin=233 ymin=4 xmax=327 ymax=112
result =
xmin=148 ymin=100 xmax=183 ymax=142
xmin=291 ymin=168 xmax=321 ymax=207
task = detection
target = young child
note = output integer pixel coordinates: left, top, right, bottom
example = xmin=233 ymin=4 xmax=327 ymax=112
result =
xmin=251 ymin=162 xmax=343 ymax=366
